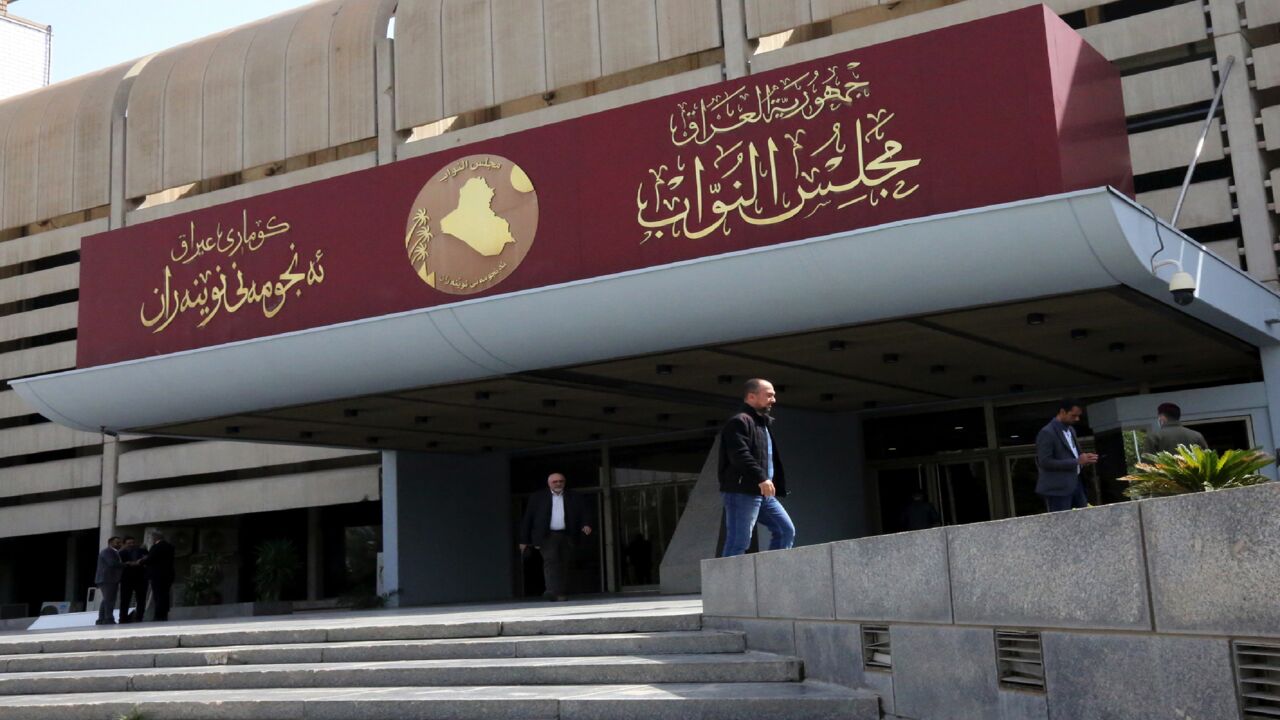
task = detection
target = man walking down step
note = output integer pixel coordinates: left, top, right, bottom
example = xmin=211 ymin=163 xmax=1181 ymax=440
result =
xmin=94 ymin=536 xmax=124 ymax=625
xmin=1035 ymin=398 xmax=1098 ymax=512
xmin=519 ymin=473 xmax=594 ymax=601
xmin=718 ymin=378 xmax=795 ymax=557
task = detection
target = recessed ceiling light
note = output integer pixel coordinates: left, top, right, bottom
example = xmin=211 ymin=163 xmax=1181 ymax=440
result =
xmin=343 ymin=408 xmax=359 ymax=418
xmin=888 ymin=447 xmax=898 ymax=451
xmin=1142 ymin=354 xmax=1158 ymax=365
xmin=882 ymin=353 xmax=899 ymax=364
xmin=299 ymin=431 xmax=313 ymax=439
xmin=717 ymin=374 xmax=734 ymax=385
xmin=1009 ymin=384 xmax=1025 ymax=393
xmin=426 ymin=441 xmax=439 ymax=449
xmin=542 ymin=399 xmax=558 ymax=408
xmin=414 ymin=415 xmax=431 ymax=424
xmin=655 ymin=364 xmax=674 ymax=375
xmin=366 ymin=436 xmax=380 ymax=444
xmin=602 ymin=406 xmax=617 ymax=415
xmin=1010 ymin=434 xmax=1021 ymax=439
xmin=535 ymin=427 xmax=549 ymax=436
xmin=478 ymin=422 xmax=492 ymax=430
xmin=775 ymin=384 xmax=788 ymax=393
xmin=972 ymin=374 xmax=987 ymax=384
xmin=225 ymin=426 xmax=240 ymax=434
xmin=481 ymin=445 xmax=494 ymax=453
xmin=1109 ymin=342 xmax=1126 ymax=353
xmin=589 ymin=433 xmax=602 ymax=440
xmin=1026 ymin=313 xmax=1046 ymax=326
xmin=930 ymin=365 xmax=946 ymax=374
xmin=1070 ymin=328 xmax=1089 ymax=340
xmin=656 ymin=413 xmax=671 ymax=422
xmin=828 ymin=340 xmax=846 ymax=351
xmin=474 ymin=391 xmax=490 ymax=400
xmin=954 ymin=426 xmax=965 ymax=431
xmin=820 ymin=393 xmax=835 ymax=402
xmin=705 ymin=419 xmax=719 ymax=427
xmin=864 ymin=400 xmax=878 ymax=409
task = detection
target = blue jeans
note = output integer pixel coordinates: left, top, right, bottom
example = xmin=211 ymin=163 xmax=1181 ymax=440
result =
xmin=721 ymin=492 xmax=795 ymax=557
xmin=1041 ymin=478 xmax=1088 ymax=512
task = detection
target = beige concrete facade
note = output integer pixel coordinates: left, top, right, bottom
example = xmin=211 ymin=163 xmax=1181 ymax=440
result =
xmin=1 ymin=0 xmax=1278 ymax=601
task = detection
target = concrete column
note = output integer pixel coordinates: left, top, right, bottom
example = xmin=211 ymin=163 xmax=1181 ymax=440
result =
xmin=720 ymin=0 xmax=752 ymax=80
xmin=98 ymin=436 xmax=120 ymax=548
xmin=306 ymin=507 xmax=323 ymax=601
xmin=1212 ymin=32 xmax=1278 ymax=284
xmin=380 ymin=450 xmax=400 ymax=606
xmin=63 ymin=534 xmax=78 ymax=603
xmin=375 ymin=37 xmax=398 ymax=165
xmin=391 ymin=451 xmax=513 ymax=606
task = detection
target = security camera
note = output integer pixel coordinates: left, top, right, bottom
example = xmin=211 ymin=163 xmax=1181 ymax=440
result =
xmin=1169 ymin=270 xmax=1196 ymax=306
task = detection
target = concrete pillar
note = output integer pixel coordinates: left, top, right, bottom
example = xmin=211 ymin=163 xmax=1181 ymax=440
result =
xmin=720 ymin=0 xmax=752 ymax=80
xmin=98 ymin=436 xmax=120 ymax=548
xmin=306 ymin=507 xmax=323 ymax=601
xmin=63 ymin=534 xmax=77 ymax=603
xmin=1210 ymin=30 xmax=1278 ymax=284
xmin=389 ymin=451 xmax=513 ymax=606
xmin=375 ymin=37 xmax=398 ymax=165
xmin=380 ymin=450 xmax=400 ymax=606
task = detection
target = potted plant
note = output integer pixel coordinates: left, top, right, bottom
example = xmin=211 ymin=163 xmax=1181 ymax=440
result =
xmin=253 ymin=539 xmax=301 ymax=602
xmin=1120 ymin=445 xmax=1273 ymax=499
xmin=181 ymin=558 xmax=224 ymax=606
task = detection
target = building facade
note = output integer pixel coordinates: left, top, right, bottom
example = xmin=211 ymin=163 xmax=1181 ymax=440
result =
xmin=0 ymin=0 xmax=51 ymax=101
xmin=1 ymin=0 xmax=1279 ymax=615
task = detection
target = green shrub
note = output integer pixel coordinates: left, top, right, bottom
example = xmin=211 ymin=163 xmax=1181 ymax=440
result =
xmin=254 ymin=539 xmax=301 ymax=602
xmin=1121 ymin=445 xmax=1273 ymax=499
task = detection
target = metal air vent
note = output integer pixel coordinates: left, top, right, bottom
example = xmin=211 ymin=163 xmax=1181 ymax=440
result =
xmin=996 ymin=630 xmax=1045 ymax=691
xmin=861 ymin=625 xmax=891 ymax=670
xmin=1235 ymin=641 xmax=1280 ymax=718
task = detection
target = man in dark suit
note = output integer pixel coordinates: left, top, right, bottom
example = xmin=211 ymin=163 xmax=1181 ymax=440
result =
xmin=94 ymin=536 xmax=124 ymax=625
xmin=518 ymin=473 xmax=594 ymax=601
xmin=142 ymin=531 xmax=176 ymax=621
xmin=1036 ymin=399 xmax=1099 ymax=512
xmin=117 ymin=536 xmax=148 ymax=623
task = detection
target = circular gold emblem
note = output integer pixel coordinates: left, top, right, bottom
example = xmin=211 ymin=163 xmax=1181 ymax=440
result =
xmin=405 ymin=154 xmax=538 ymax=294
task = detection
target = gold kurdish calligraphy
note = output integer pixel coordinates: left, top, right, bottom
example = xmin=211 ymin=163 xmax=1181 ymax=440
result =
xmin=637 ymin=62 xmax=922 ymax=242
xmin=139 ymin=210 xmax=326 ymax=333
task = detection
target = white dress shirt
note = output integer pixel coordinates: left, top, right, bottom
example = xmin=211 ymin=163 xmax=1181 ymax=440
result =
xmin=549 ymin=491 xmax=566 ymax=531
xmin=1062 ymin=428 xmax=1080 ymax=474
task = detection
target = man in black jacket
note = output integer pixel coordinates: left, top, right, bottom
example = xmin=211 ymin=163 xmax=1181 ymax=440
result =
xmin=142 ymin=531 xmax=176 ymax=621
xmin=718 ymin=378 xmax=795 ymax=557
xmin=519 ymin=473 xmax=594 ymax=600
xmin=117 ymin=536 xmax=148 ymax=623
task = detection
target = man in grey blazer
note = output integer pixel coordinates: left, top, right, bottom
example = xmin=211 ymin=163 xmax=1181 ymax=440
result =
xmin=95 ymin=536 xmax=124 ymax=625
xmin=1035 ymin=399 xmax=1098 ymax=512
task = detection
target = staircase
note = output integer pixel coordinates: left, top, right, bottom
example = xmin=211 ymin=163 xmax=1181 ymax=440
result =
xmin=0 ymin=604 xmax=878 ymax=719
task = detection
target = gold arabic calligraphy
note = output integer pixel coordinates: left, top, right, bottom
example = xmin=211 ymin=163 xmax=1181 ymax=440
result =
xmin=139 ymin=212 xmax=327 ymax=333
xmin=638 ymin=62 xmax=922 ymax=242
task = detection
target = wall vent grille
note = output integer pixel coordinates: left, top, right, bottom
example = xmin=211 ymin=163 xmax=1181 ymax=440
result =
xmin=861 ymin=625 xmax=891 ymax=670
xmin=1236 ymin=641 xmax=1280 ymax=718
xmin=996 ymin=630 xmax=1045 ymax=691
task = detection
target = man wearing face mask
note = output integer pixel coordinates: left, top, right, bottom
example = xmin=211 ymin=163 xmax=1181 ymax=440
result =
xmin=718 ymin=378 xmax=795 ymax=557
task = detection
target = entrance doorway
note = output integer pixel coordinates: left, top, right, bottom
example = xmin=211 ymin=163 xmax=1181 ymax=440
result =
xmin=874 ymin=459 xmax=993 ymax=533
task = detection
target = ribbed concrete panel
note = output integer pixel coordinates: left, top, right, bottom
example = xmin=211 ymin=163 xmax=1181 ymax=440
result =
xmin=1205 ymin=239 xmax=1242 ymax=268
xmin=201 ymin=26 xmax=256 ymax=179
xmin=1077 ymin=2 xmax=1205 ymax=61
xmin=0 ymin=422 xmax=99 ymax=460
xmin=163 ymin=35 xmax=224 ymax=189
xmin=1 ymin=87 xmax=54 ymax=229
xmin=393 ymin=0 xmax=445 ymax=131
xmin=1253 ymin=42 xmax=1280 ymax=90
xmin=1122 ymin=60 xmax=1214 ymax=117
xmin=1129 ymin=120 xmax=1223 ymax=175
xmin=599 ymin=0 xmax=659 ymax=77
xmin=0 ymin=264 xmax=78 ymax=305
xmin=0 ymin=455 xmax=101 ymax=499
xmin=745 ymin=0 xmax=810 ymax=39
xmin=286 ymin=0 xmax=341 ymax=158
xmin=34 ymin=82 xmax=83 ymax=222
xmin=0 ymin=219 xmax=100 ymax=267
xmin=73 ymin=62 xmax=133 ymax=212
xmin=492 ymin=1 xmax=548 ymax=104
xmin=243 ymin=10 xmax=304 ymax=168
xmin=544 ymin=0 xmax=602 ymax=89
xmin=1136 ymin=179 xmax=1233 ymax=229
xmin=0 ymin=497 xmax=98 ymax=539
xmin=119 ymin=440 xmax=370 ymax=484
xmin=328 ymin=0 xmax=394 ymax=147
xmin=0 ymin=389 xmax=30 ymax=420
xmin=115 ymin=466 xmax=381 ymax=525
xmin=656 ymin=0 xmax=720 ymax=60
xmin=811 ymin=0 xmax=877 ymax=23
xmin=0 ymin=341 xmax=75 ymax=382
xmin=1262 ymin=105 xmax=1280 ymax=151
xmin=0 ymin=303 xmax=77 ymax=344
xmin=1245 ymin=0 xmax=1280 ymax=29
xmin=125 ymin=50 xmax=182 ymax=199
xmin=442 ymin=0 xmax=495 ymax=117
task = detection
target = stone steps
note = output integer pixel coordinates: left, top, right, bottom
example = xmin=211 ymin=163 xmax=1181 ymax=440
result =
xmin=0 ymin=682 xmax=881 ymax=720
xmin=0 ymin=630 xmax=746 ymax=673
xmin=0 ymin=603 xmax=880 ymax=719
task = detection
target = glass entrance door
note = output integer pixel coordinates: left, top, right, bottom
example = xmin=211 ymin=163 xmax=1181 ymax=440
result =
xmin=875 ymin=459 xmax=992 ymax=533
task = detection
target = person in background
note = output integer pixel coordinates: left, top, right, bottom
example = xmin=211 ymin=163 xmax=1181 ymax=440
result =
xmin=519 ymin=473 xmax=594 ymax=601
xmin=899 ymin=490 xmax=941 ymax=531
xmin=718 ymin=378 xmax=794 ymax=556
xmin=142 ymin=531 xmax=176 ymax=622
xmin=1035 ymin=398 xmax=1098 ymax=512
xmin=1143 ymin=402 xmax=1207 ymax=455
xmin=118 ymin=536 xmax=149 ymax=623
xmin=94 ymin=536 xmax=124 ymax=626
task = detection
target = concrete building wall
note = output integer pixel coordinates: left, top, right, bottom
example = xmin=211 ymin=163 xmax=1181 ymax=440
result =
xmin=1 ymin=0 xmax=1279 ymax=604
xmin=0 ymin=11 xmax=50 ymax=101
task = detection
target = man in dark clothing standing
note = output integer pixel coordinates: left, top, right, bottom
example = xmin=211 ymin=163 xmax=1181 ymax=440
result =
xmin=117 ymin=536 xmax=148 ymax=623
xmin=519 ymin=473 xmax=594 ymax=601
xmin=94 ymin=536 xmax=123 ymax=625
xmin=142 ymin=531 xmax=176 ymax=621
xmin=1143 ymin=403 xmax=1207 ymax=455
xmin=899 ymin=490 xmax=941 ymax=531
xmin=718 ymin=378 xmax=795 ymax=557
xmin=1036 ymin=398 xmax=1099 ymax=512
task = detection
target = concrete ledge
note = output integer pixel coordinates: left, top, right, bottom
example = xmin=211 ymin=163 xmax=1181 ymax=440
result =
xmin=948 ymin=503 xmax=1151 ymax=630
xmin=703 ymin=616 xmax=796 ymax=655
xmin=1142 ymin=483 xmax=1280 ymax=637
xmin=755 ymin=545 xmax=834 ymax=620
xmin=701 ymin=555 xmax=758 ymax=618
xmin=833 ymin=529 xmax=951 ymax=623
